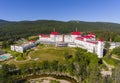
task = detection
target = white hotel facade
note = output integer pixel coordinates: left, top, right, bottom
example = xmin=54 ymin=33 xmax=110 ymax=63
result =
xmin=39 ymin=31 xmax=104 ymax=58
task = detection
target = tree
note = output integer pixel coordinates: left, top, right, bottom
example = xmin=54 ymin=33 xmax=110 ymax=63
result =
xmin=64 ymin=52 xmax=72 ymax=60
xmin=114 ymin=35 xmax=120 ymax=42
xmin=0 ymin=64 xmax=17 ymax=83
xmin=50 ymin=60 xmax=58 ymax=72
xmin=88 ymin=64 xmax=101 ymax=83
xmin=104 ymin=42 xmax=110 ymax=56
xmin=105 ymin=42 xmax=110 ymax=49
xmin=67 ymin=62 xmax=75 ymax=75
xmin=42 ymin=60 xmax=50 ymax=71
xmin=58 ymin=64 xmax=66 ymax=73
xmin=112 ymin=64 xmax=120 ymax=83
xmin=112 ymin=46 xmax=120 ymax=56
xmin=1 ymin=41 xmax=7 ymax=48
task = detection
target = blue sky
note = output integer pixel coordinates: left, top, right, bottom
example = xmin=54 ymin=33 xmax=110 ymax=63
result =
xmin=0 ymin=0 xmax=120 ymax=23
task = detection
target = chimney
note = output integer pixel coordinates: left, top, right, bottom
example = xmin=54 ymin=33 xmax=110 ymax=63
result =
xmin=53 ymin=28 xmax=55 ymax=32
xmin=62 ymin=34 xmax=64 ymax=42
xmin=76 ymin=27 xmax=77 ymax=32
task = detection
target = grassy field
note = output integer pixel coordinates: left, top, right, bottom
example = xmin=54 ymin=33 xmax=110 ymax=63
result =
xmin=30 ymin=44 xmax=76 ymax=62
xmin=6 ymin=44 xmax=76 ymax=66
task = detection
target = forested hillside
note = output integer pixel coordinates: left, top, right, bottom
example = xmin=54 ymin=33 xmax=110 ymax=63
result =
xmin=0 ymin=20 xmax=120 ymax=41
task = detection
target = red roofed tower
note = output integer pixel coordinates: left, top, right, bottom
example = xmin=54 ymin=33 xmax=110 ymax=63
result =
xmin=50 ymin=28 xmax=59 ymax=42
xmin=50 ymin=31 xmax=59 ymax=35
xmin=88 ymin=33 xmax=95 ymax=38
xmin=71 ymin=27 xmax=81 ymax=35
xmin=50 ymin=28 xmax=59 ymax=35
xmin=72 ymin=31 xmax=81 ymax=35
xmin=98 ymin=38 xmax=103 ymax=42
xmin=71 ymin=28 xmax=82 ymax=42
xmin=29 ymin=40 xmax=35 ymax=44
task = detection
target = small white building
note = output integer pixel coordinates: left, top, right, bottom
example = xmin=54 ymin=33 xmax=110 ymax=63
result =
xmin=11 ymin=40 xmax=39 ymax=53
xmin=109 ymin=42 xmax=120 ymax=49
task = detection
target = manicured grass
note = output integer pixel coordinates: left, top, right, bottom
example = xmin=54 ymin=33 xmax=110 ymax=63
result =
xmin=5 ymin=45 xmax=76 ymax=66
xmin=5 ymin=44 xmax=77 ymax=66
xmin=30 ymin=45 xmax=76 ymax=62
xmin=104 ymin=58 xmax=115 ymax=65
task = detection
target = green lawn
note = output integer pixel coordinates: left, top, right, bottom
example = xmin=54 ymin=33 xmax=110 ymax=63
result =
xmin=30 ymin=45 xmax=76 ymax=62
xmin=4 ymin=45 xmax=76 ymax=66
xmin=103 ymin=58 xmax=116 ymax=66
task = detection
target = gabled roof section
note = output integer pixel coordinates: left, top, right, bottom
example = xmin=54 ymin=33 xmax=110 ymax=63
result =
xmin=76 ymin=37 xmax=84 ymax=41
xmin=98 ymin=38 xmax=103 ymax=42
xmin=83 ymin=35 xmax=94 ymax=38
xmin=29 ymin=40 xmax=35 ymax=43
xmin=50 ymin=31 xmax=59 ymax=35
xmin=88 ymin=33 xmax=95 ymax=37
xmin=72 ymin=31 xmax=81 ymax=35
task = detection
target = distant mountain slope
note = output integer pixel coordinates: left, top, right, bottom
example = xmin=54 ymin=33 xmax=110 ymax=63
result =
xmin=0 ymin=19 xmax=120 ymax=40
xmin=0 ymin=19 xmax=9 ymax=23
xmin=0 ymin=19 xmax=12 ymax=26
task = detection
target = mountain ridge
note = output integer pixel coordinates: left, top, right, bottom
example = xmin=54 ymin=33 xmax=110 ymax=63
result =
xmin=0 ymin=19 xmax=120 ymax=41
xmin=0 ymin=19 xmax=120 ymax=24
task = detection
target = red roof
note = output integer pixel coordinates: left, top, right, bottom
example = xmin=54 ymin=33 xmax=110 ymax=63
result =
xmin=72 ymin=31 xmax=81 ymax=35
xmin=87 ymin=40 xmax=98 ymax=44
xmin=76 ymin=37 xmax=98 ymax=44
xmin=83 ymin=35 xmax=94 ymax=38
xmin=29 ymin=40 xmax=35 ymax=43
xmin=88 ymin=33 xmax=95 ymax=37
xmin=40 ymin=34 xmax=50 ymax=38
xmin=98 ymin=38 xmax=103 ymax=42
xmin=89 ymin=33 xmax=95 ymax=35
xmin=50 ymin=31 xmax=59 ymax=35
xmin=76 ymin=37 xmax=84 ymax=41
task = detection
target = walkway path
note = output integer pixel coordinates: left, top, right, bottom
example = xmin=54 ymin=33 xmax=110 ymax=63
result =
xmin=6 ymin=59 xmax=13 ymax=64
xmin=102 ymin=60 xmax=115 ymax=70
xmin=111 ymin=55 xmax=120 ymax=61
xmin=6 ymin=51 xmax=32 ymax=64
xmin=101 ymin=69 xmax=112 ymax=76
xmin=14 ymin=54 xmax=31 ymax=62
xmin=101 ymin=60 xmax=115 ymax=76
xmin=14 ymin=52 xmax=32 ymax=63
xmin=101 ymin=54 xmax=120 ymax=76
xmin=29 ymin=77 xmax=71 ymax=83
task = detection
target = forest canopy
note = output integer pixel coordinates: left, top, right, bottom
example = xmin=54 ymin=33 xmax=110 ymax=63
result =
xmin=0 ymin=20 xmax=120 ymax=41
